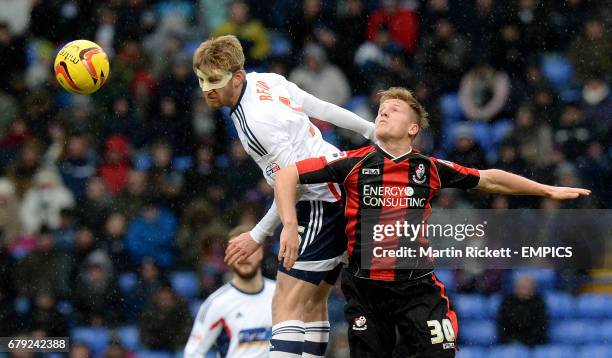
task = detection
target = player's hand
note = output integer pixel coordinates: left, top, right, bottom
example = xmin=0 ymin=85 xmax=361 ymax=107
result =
xmin=225 ymin=232 xmax=261 ymax=265
xmin=546 ymin=186 xmax=591 ymax=200
xmin=279 ymin=224 xmax=300 ymax=270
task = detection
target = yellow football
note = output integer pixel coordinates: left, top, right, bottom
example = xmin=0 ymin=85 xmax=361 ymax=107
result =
xmin=54 ymin=39 xmax=110 ymax=94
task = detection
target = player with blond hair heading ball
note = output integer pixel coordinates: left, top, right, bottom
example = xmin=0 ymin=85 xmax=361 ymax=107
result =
xmin=193 ymin=35 xmax=375 ymax=357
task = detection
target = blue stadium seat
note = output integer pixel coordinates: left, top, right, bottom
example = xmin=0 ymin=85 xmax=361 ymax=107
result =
xmin=434 ymin=269 xmax=456 ymax=292
xmin=507 ymin=269 xmax=557 ymax=292
xmin=190 ymin=299 xmax=203 ymax=319
xmin=455 ymin=294 xmax=487 ymax=320
xmin=460 ymin=320 xmax=497 ymax=346
xmin=532 ymin=344 xmax=576 ymax=358
xmin=550 ymin=319 xmax=599 ymax=344
xmin=117 ymin=325 xmax=140 ymax=352
xmin=71 ymin=326 xmax=110 ymax=357
xmin=455 ymin=346 xmax=486 ymax=358
xmin=486 ymin=294 xmax=502 ymax=319
xmin=137 ymin=351 xmax=173 ymax=358
xmin=544 ymin=291 xmax=574 ymax=318
xmin=541 ymin=54 xmax=574 ymax=92
xmin=440 ymin=93 xmax=463 ymax=121
xmin=577 ymin=345 xmax=612 ymax=358
xmin=269 ymin=32 xmax=292 ymax=57
xmin=599 ymin=319 xmax=612 ymax=343
xmin=344 ymin=95 xmax=368 ymax=112
xmin=576 ymin=294 xmax=612 ymax=318
xmin=487 ymin=344 xmax=529 ymax=358
xmin=169 ymin=271 xmax=200 ymax=299
xmin=118 ymin=272 xmax=139 ymax=295
xmin=56 ymin=300 xmax=73 ymax=316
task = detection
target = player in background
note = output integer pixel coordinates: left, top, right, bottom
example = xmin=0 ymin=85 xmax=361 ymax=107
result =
xmin=193 ymin=35 xmax=376 ymax=357
xmin=274 ymin=87 xmax=590 ymax=357
xmin=184 ymin=225 xmax=275 ymax=358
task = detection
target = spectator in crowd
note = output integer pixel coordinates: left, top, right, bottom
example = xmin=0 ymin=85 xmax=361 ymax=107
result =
xmin=99 ymin=135 xmax=132 ymax=195
xmin=507 ymin=105 xmax=553 ymax=169
xmin=139 ymin=284 xmax=192 ymax=352
xmin=569 ymin=17 xmax=611 ymax=81
xmin=103 ymin=341 xmax=135 ymax=358
xmin=183 ymin=145 xmax=219 ymax=200
xmin=0 ymin=23 xmax=27 ymax=91
xmin=213 ymin=0 xmax=269 ymax=65
xmin=14 ymin=227 xmax=71 ymax=299
xmin=334 ymin=0 xmax=368 ymax=81
xmin=366 ymin=0 xmax=419 ymax=54
xmin=101 ymin=213 xmax=131 ymax=273
xmin=221 ymin=140 xmax=261 ymax=201
xmin=52 ymin=208 xmax=78 ymax=251
xmin=0 ymin=178 xmax=21 ymax=245
xmin=111 ymin=170 xmax=149 ymax=220
xmin=287 ymin=0 xmax=333 ymax=59
xmin=130 ymin=258 xmax=164 ymax=318
xmin=459 ymin=63 xmax=511 ymax=122
xmin=416 ymin=17 xmax=470 ymax=92
xmin=77 ymin=177 xmax=111 ymax=236
xmin=20 ymin=169 xmax=74 ymax=233
xmin=6 ymin=140 xmax=41 ymax=198
xmin=0 ymin=284 xmax=19 ymax=336
xmin=498 ymin=275 xmax=548 ymax=346
xmin=289 ymin=43 xmax=350 ymax=106
xmin=69 ymin=343 xmax=92 ymax=358
xmin=27 ymin=292 xmax=69 ymax=337
xmin=105 ymin=97 xmax=142 ymax=147
xmin=581 ymin=76 xmax=612 ymax=142
xmin=125 ymin=197 xmax=177 ymax=269
xmin=57 ymin=134 xmax=97 ymax=200
xmin=553 ymin=104 xmax=592 ymax=161
xmin=73 ymin=251 xmax=122 ymax=326
xmin=447 ymin=127 xmax=487 ymax=169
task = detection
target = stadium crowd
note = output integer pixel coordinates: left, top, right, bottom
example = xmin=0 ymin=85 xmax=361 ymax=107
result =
xmin=0 ymin=0 xmax=610 ymax=357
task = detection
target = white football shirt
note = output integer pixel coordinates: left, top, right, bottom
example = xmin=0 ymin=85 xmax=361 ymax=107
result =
xmin=184 ymin=278 xmax=275 ymax=358
xmin=225 ymin=72 xmax=375 ymax=241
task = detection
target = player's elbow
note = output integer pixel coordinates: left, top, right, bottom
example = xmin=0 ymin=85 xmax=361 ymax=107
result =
xmin=476 ymin=169 xmax=502 ymax=192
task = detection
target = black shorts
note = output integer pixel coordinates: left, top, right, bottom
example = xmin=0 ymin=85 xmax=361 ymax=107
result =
xmin=341 ymin=269 xmax=458 ymax=358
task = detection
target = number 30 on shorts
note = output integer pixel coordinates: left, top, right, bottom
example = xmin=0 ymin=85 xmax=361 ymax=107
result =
xmin=427 ymin=319 xmax=455 ymax=344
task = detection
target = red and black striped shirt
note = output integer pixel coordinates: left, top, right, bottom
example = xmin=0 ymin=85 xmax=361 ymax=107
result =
xmin=296 ymin=145 xmax=480 ymax=282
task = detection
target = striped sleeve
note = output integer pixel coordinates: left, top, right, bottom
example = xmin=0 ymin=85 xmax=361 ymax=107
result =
xmin=433 ymin=158 xmax=480 ymax=190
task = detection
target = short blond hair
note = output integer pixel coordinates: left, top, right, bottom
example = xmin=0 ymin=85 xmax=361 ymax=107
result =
xmin=228 ymin=225 xmax=254 ymax=240
xmin=193 ymin=35 xmax=245 ymax=73
xmin=379 ymin=87 xmax=429 ymax=129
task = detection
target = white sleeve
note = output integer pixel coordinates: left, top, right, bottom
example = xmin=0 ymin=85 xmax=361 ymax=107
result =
xmin=250 ymin=200 xmax=281 ymax=244
xmin=184 ymin=298 xmax=223 ymax=358
xmin=283 ymin=78 xmax=376 ymax=142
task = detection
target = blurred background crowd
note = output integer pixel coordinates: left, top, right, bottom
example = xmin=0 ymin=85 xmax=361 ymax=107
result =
xmin=0 ymin=0 xmax=610 ymax=357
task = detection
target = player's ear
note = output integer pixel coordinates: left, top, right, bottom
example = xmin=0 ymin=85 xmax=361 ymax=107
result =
xmin=233 ymin=70 xmax=245 ymax=86
xmin=408 ymin=122 xmax=419 ymax=136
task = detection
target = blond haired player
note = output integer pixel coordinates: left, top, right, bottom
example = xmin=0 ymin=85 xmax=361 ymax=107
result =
xmin=193 ymin=35 xmax=376 ymax=357
xmin=274 ymin=87 xmax=590 ymax=357
xmin=184 ymin=225 xmax=275 ymax=358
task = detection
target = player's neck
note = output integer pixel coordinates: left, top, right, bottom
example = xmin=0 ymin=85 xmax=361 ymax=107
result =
xmin=231 ymin=271 xmax=264 ymax=293
xmin=378 ymin=139 xmax=413 ymax=158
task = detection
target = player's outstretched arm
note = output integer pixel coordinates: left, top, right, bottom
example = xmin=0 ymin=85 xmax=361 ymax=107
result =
xmin=286 ymin=79 xmax=376 ymax=141
xmin=274 ymin=165 xmax=301 ymax=270
xmin=476 ymin=169 xmax=591 ymax=200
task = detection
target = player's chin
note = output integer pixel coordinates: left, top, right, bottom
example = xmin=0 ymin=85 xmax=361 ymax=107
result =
xmin=205 ymin=98 xmax=222 ymax=109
